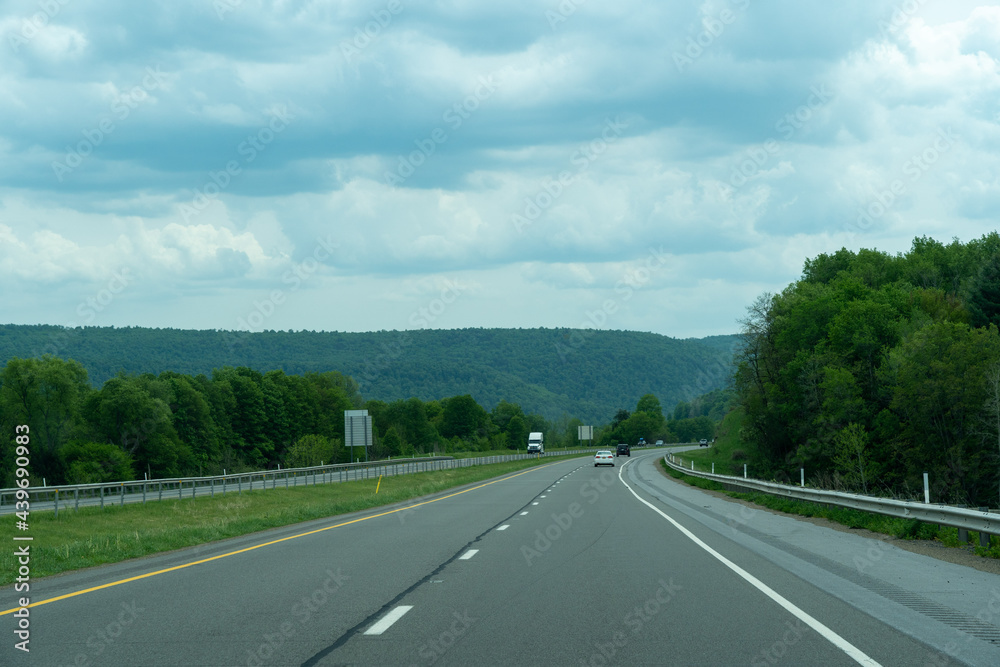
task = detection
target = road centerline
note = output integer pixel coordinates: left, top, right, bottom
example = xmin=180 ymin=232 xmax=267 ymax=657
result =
xmin=364 ymin=605 xmax=414 ymax=635
xmin=0 ymin=459 xmax=572 ymax=616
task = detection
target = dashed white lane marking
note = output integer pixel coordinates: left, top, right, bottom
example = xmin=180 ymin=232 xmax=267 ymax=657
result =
xmin=497 ymin=525 xmax=510 ymax=531
xmin=540 ymin=495 xmax=547 ymax=498
xmin=520 ymin=511 xmax=529 ymax=516
xmin=364 ymin=605 xmax=413 ymax=635
xmin=531 ymin=502 xmax=539 ymax=506
xmin=459 ymin=549 xmax=479 ymax=560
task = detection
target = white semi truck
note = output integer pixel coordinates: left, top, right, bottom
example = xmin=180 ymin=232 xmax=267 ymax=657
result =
xmin=527 ymin=432 xmax=544 ymax=454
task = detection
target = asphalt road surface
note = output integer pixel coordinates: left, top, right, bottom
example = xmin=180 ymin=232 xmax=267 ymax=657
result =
xmin=3 ymin=450 xmax=999 ymax=665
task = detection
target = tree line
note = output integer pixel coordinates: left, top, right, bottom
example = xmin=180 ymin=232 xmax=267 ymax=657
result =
xmin=0 ymin=351 xmax=717 ymax=487
xmin=592 ymin=390 xmax=726 ymax=448
xmin=734 ymin=233 xmax=1000 ymax=505
xmin=0 ymin=359 xmax=570 ymax=487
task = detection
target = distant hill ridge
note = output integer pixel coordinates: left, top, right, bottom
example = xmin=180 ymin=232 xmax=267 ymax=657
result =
xmin=0 ymin=325 xmax=738 ymax=422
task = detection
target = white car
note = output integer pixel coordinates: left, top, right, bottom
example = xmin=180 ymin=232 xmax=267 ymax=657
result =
xmin=594 ymin=450 xmax=614 ymax=467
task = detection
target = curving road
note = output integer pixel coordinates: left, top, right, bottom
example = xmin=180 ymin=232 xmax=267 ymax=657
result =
xmin=3 ymin=450 xmax=999 ymax=665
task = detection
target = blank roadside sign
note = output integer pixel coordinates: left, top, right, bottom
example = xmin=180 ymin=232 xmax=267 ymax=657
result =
xmin=345 ymin=409 xmax=372 ymax=449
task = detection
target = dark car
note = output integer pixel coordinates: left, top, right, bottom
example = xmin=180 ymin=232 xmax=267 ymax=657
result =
xmin=616 ymin=444 xmax=630 ymax=457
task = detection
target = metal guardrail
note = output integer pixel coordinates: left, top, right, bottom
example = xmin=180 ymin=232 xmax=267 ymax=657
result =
xmin=663 ymin=453 xmax=1000 ymax=537
xmin=1 ymin=450 xmax=592 ymax=516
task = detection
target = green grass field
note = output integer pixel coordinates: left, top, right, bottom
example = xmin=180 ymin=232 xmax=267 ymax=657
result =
xmin=0 ymin=453 xmax=586 ymax=585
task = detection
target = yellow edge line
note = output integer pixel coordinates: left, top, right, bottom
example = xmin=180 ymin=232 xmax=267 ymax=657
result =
xmin=1 ymin=460 xmax=563 ymax=615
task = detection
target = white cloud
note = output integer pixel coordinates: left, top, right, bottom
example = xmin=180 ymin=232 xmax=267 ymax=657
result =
xmin=0 ymin=1 xmax=997 ymax=337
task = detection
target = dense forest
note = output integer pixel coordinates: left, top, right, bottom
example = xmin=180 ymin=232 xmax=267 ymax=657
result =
xmin=0 ymin=359 xmax=556 ymax=486
xmin=0 ymin=326 xmax=736 ymax=422
xmin=0 ymin=355 xmax=709 ymax=488
xmin=734 ymin=233 xmax=1000 ymax=506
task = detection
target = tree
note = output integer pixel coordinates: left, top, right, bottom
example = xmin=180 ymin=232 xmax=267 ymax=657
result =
xmin=440 ymin=395 xmax=487 ymax=439
xmin=888 ymin=322 xmax=1000 ymax=503
xmin=506 ymin=415 xmax=528 ymax=450
xmin=490 ymin=400 xmax=525 ymax=433
xmin=284 ymin=434 xmax=336 ymax=468
xmin=213 ymin=367 xmax=272 ymax=467
xmin=832 ymin=423 xmax=871 ymax=493
xmin=61 ymin=441 xmax=134 ymax=484
xmin=978 ymin=359 xmax=1000 ymax=505
xmin=967 ymin=252 xmax=1000 ymax=329
xmin=636 ymin=394 xmax=662 ymax=417
xmin=397 ymin=398 xmax=439 ymax=452
xmin=616 ymin=412 xmax=662 ymax=447
xmin=0 ymin=355 xmax=90 ymax=483
xmin=161 ymin=373 xmax=219 ymax=475
xmin=379 ymin=426 xmax=402 ymax=458
xmin=84 ymin=375 xmax=190 ymax=479
xmin=636 ymin=394 xmax=665 ymax=435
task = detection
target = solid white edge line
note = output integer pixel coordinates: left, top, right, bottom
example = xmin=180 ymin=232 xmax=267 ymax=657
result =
xmin=364 ymin=605 xmax=414 ymax=635
xmin=616 ymin=460 xmax=882 ymax=667
xmin=459 ymin=549 xmax=479 ymax=560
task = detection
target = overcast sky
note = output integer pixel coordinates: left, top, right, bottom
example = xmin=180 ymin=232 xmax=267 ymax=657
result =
xmin=0 ymin=0 xmax=997 ymax=339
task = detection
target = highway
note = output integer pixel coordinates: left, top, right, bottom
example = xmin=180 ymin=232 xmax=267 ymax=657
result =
xmin=3 ymin=449 xmax=999 ymax=665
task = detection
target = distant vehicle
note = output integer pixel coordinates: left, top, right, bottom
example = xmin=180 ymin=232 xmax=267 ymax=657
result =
xmin=616 ymin=444 xmax=630 ymax=457
xmin=527 ymin=432 xmax=544 ymax=454
xmin=637 ymin=438 xmax=646 ymax=446
xmin=699 ymin=438 xmax=709 ymax=447
xmin=594 ymin=450 xmax=614 ymax=467
xmin=655 ymin=440 xmax=664 ymax=446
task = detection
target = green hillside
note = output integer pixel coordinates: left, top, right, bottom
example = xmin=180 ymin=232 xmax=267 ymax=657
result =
xmin=0 ymin=325 xmax=736 ymax=422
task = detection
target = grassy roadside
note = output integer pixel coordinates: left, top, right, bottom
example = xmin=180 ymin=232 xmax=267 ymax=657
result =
xmin=672 ymin=407 xmax=747 ymax=475
xmin=659 ymin=459 xmax=1000 ymax=560
xmin=0 ymin=453 xmax=586 ymax=585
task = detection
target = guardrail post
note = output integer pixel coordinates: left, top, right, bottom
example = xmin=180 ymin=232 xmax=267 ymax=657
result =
xmin=75 ymin=488 xmax=79 ymax=512
xmin=159 ymin=482 xmax=163 ymax=501
xmin=690 ymin=460 xmax=694 ymax=471
xmin=923 ymin=473 xmax=930 ymax=504
xmin=238 ymin=476 xmax=242 ymax=494
xmin=179 ymin=481 xmax=183 ymax=500
xmin=121 ymin=483 xmax=125 ymax=506
xmin=744 ymin=464 xmax=747 ymax=479
xmin=100 ymin=485 xmax=104 ymax=509
xmin=959 ymin=527 xmax=969 ymax=543
xmin=210 ymin=479 xmax=214 ymax=498
xmin=193 ymin=480 xmax=196 ymax=499
xmin=800 ymin=469 xmax=805 ymax=487
xmin=712 ymin=463 xmax=715 ymax=474
xmin=54 ymin=490 xmax=58 ymax=518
